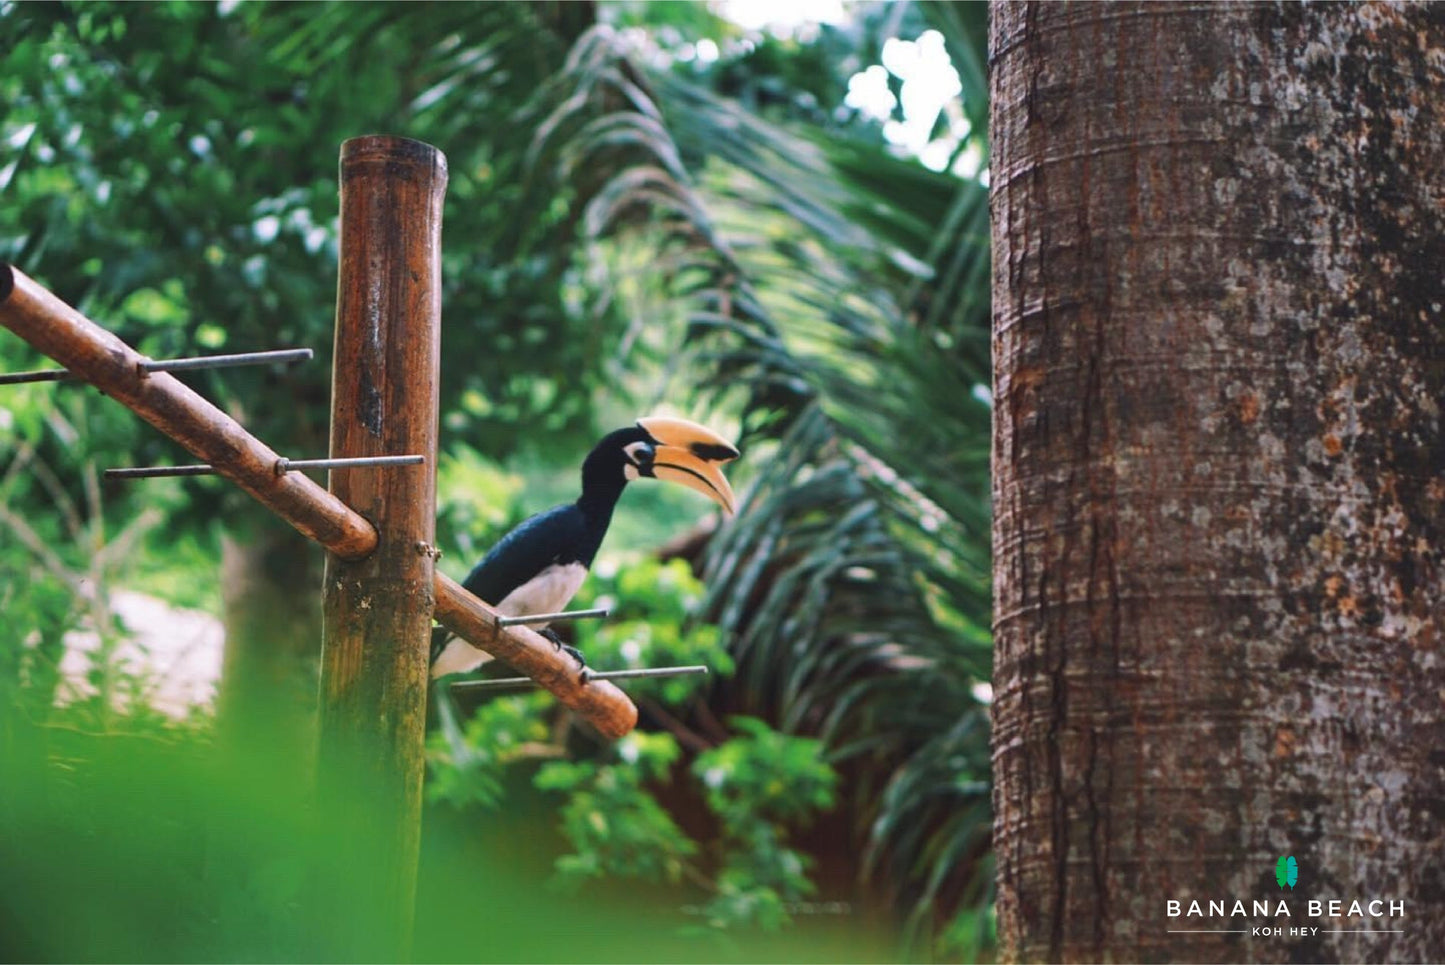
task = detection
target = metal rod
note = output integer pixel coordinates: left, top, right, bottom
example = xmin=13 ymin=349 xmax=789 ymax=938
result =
xmin=0 ymin=347 xmax=313 ymax=385
xmin=0 ymin=367 xmax=79 ymax=385
xmin=105 ymin=464 xmax=218 ymax=479
xmin=451 ymin=665 xmax=709 ymax=693
xmin=105 ymin=453 xmax=425 ymax=480
xmin=141 ymin=347 xmax=314 ymax=374
xmin=274 ymin=454 xmax=425 ymax=474
xmin=496 ymin=607 xmax=611 ymax=627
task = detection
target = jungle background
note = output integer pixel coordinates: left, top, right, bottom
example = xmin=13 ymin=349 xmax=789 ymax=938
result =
xmin=0 ymin=2 xmax=992 ymax=961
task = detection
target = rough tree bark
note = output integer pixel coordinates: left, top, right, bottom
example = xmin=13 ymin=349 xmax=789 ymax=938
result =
xmin=990 ymin=3 xmax=1444 ymax=962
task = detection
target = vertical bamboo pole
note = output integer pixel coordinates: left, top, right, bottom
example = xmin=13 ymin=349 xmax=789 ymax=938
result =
xmin=316 ymin=135 xmax=446 ymax=959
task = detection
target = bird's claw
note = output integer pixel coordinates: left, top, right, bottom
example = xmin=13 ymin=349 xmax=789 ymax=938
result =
xmin=560 ymin=643 xmax=590 ymax=683
xmin=539 ymin=627 xmax=589 ymax=682
xmin=542 ymin=628 xmax=587 ymax=664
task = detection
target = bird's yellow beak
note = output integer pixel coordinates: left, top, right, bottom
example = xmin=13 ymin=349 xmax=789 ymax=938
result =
xmin=637 ymin=416 xmax=740 ymax=515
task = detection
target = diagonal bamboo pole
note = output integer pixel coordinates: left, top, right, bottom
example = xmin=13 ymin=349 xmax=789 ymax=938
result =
xmin=0 ymin=262 xmax=638 ymax=739
xmin=0 ymin=265 xmax=376 ymax=558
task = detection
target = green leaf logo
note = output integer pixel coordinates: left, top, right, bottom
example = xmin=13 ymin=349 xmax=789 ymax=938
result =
xmin=1275 ymin=855 xmax=1298 ymax=889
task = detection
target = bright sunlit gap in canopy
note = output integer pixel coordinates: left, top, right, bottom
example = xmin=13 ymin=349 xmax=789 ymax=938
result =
xmin=716 ymin=0 xmax=849 ymax=36
xmin=714 ymin=2 xmax=980 ymax=179
xmin=847 ymin=30 xmax=979 ymax=177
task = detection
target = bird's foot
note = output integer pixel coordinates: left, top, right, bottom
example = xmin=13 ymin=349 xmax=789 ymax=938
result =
xmin=562 ymin=644 xmax=590 ymax=683
xmin=539 ymin=628 xmax=589 ymax=682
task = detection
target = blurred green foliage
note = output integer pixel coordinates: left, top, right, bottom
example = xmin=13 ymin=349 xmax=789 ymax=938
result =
xmin=539 ymin=731 xmax=701 ymax=886
xmin=581 ymin=558 xmax=735 ymax=696
xmin=2 ymin=712 xmax=893 ymax=963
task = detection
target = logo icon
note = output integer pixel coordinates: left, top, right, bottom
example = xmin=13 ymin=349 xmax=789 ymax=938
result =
xmin=1275 ymin=855 xmax=1298 ymax=890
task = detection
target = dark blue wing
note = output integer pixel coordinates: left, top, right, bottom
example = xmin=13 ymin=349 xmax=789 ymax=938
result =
xmin=460 ymin=503 xmax=591 ymax=605
xmin=431 ymin=502 xmax=607 ymax=666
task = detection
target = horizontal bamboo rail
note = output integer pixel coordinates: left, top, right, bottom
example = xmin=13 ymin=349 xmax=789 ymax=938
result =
xmin=0 ymin=262 xmax=638 ymax=738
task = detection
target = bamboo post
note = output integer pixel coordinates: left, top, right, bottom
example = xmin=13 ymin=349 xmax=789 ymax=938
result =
xmin=313 ymin=135 xmax=446 ymax=959
xmin=0 ymin=265 xmax=638 ymax=738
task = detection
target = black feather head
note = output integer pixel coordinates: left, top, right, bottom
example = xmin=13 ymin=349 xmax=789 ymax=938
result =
xmin=581 ymin=425 xmax=652 ymax=484
xmin=576 ymin=425 xmax=653 ymax=520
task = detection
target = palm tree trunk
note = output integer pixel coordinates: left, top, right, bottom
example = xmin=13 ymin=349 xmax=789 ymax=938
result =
xmin=989 ymin=3 xmax=1445 ymax=961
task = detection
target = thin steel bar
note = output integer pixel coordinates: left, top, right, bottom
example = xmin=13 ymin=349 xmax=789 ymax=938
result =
xmin=105 ymin=464 xmax=218 ymax=479
xmin=105 ymin=454 xmax=425 ymax=479
xmin=496 ymin=606 xmax=611 ymax=627
xmin=142 ymin=347 xmax=314 ymax=374
xmin=0 ymin=367 xmax=79 ymax=385
xmin=275 ymin=454 xmax=424 ymax=474
xmin=0 ymin=347 xmax=313 ymax=385
xmin=451 ymin=664 xmax=709 ymax=693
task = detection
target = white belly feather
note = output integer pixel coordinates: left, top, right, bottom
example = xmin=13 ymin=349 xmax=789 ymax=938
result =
xmin=430 ymin=562 xmax=588 ymax=678
xmin=493 ymin=561 xmax=589 ymax=621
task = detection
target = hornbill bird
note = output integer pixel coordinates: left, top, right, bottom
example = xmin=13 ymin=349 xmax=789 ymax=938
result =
xmin=430 ymin=416 xmax=739 ymax=679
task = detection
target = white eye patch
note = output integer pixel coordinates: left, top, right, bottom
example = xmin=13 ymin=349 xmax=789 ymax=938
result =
xmin=623 ymin=441 xmax=654 ymax=465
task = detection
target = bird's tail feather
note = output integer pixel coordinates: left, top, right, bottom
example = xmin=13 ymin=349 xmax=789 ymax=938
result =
xmin=429 ymin=624 xmax=452 ymax=666
xmin=431 ymin=678 xmax=477 ymax=770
